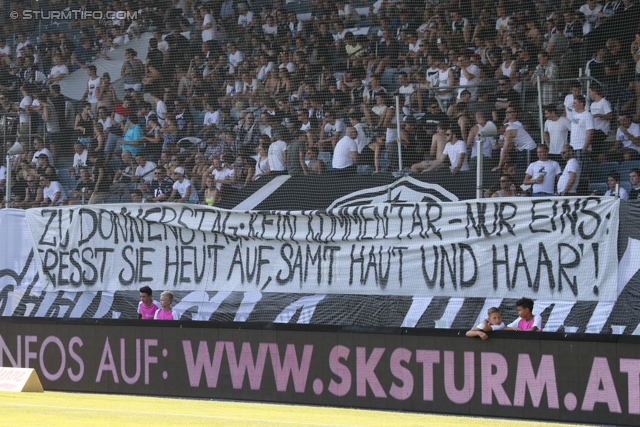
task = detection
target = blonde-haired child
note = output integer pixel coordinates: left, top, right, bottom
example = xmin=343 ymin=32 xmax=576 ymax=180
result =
xmin=466 ymin=307 xmax=505 ymax=340
xmin=153 ymin=291 xmax=180 ymax=320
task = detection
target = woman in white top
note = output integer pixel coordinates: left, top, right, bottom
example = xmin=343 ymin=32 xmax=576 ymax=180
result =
xmin=253 ymin=141 xmax=270 ymax=180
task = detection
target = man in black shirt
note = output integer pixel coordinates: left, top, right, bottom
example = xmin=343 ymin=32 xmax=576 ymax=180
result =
xmin=0 ymin=65 xmax=21 ymax=102
xmin=493 ymin=76 xmax=520 ymax=124
xmin=421 ymin=99 xmax=448 ymax=138
xmin=144 ymin=166 xmax=175 ymax=202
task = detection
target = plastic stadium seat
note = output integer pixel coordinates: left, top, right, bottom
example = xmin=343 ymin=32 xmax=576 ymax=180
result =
xmin=106 ymin=194 xmax=121 ymax=204
xmin=620 ymin=160 xmax=640 ymax=170
xmin=594 ymin=162 xmax=619 ymax=183
xmin=616 ymin=169 xmax=630 ymax=181
xmin=620 ymin=181 xmax=632 ymax=193
xmin=589 ymin=182 xmax=608 ymax=195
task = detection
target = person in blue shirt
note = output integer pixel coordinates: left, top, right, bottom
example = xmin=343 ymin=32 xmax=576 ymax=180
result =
xmin=119 ymin=115 xmax=144 ymax=157
xmin=71 ymin=37 xmax=110 ymax=72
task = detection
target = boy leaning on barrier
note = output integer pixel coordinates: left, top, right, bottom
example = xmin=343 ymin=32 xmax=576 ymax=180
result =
xmin=466 ymin=307 xmax=505 ymax=340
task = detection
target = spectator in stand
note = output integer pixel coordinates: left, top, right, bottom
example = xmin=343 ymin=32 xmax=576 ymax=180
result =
xmin=168 ymin=167 xmax=199 ymax=203
xmin=493 ymin=76 xmax=520 ymax=124
xmin=532 ymin=52 xmax=559 ymax=105
xmin=145 ymin=166 xmax=175 ymax=203
xmin=466 ymin=110 xmax=495 ymax=171
xmin=119 ymin=116 xmax=144 ymax=158
xmin=602 ymin=171 xmax=629 ymax=199
xmin=457 ymin=53 xmax=480 ymax=100
xmin=268 ymin=129 xmax=289 ymax=175
xmin=557 ymin=145 xmax=581 ymax=197
xmin=612 ymin=112 xmax=640 ymax=160
xmin=588 ymin=83 xmax=613 ymax=162
xmin=67 ymin=141 xmax=89 ymax=179
xmin=523 ymin=145 xmax=562 ymax=196
xmin=332 ymin=126 xmax=358 ymax=175
xmin=71 ymin=37 xmax=109 ymax=72
xmin=569 ymin=94 xmax=594 ymax=174
xmin=544 ymin=105 xmax=571 ymax=161
xmin=493 ymin=106 xmax=538 ymax=178
xmin=39 ymin=173 xmax=67 ymax=207
xmin=286 ymin=131 xmax=309 ymax=176
xmin=31 ymin=137 xmax=53 ymax=167
xmin=133 ymin=153 xmax=157 ymax=185
xmin=603 ymin=38 xmax=629 ymax=105
xmin=154 ymin=291 xmax=179 ymax=320
xmin=563 ymin=81 xmax=588 ymax=122
xmin=628 ymin=168 xmax=640 ymax=200
xmin=121 ymin=48 xmax=145 ymax=92
xmin=422 ymin=125 xmax=469 ymax=175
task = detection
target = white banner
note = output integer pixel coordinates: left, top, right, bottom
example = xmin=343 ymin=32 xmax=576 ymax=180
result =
xmin=24 ymin=198 xmax=619 ymax=301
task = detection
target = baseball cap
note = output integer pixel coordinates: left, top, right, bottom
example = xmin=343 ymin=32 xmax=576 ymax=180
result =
xmin=174 ymin=167 xmax=185 ymax=175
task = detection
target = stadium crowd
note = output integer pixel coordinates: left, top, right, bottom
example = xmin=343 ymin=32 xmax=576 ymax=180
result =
xmin=1 ymin=0 xmax=640 ymax=208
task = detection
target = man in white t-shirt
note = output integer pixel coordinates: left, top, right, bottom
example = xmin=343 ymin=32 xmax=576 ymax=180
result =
xmin=396 ymin=72 xmax=415 ymax=113
xmin=569 ymin=95 xmax=594 ymax=172
xmin=227 ymin=42 xmax=244 ymax=74
xmin=67 ymin=141 xmax=88 ymax=178
xmin=557 ymin=145 xmax=581 ymax=196
xmin=268 ymin=137 xmax=288 ymax=174
xmin=237 ymin=4 xmax=254 ymax=29
xmin=31 ymin=137 xmax=54 ymax=167
xmin=47 ymin=55 xmax=69 ymax=84
xmin=563 ymin=82 xmax=588 ymax=122
xmin=332 ymin=127 xmax=359 ymax=173
xmin=40 ymin=174 xmax=67 ymax=207
xmin=81 ymin=65 xmax=100 ymax=115
xmin=456 ymin=53 xmax=480 ymax=100
xmin=614 ymin=113 xmax=640 ymax=155
xmin=543 ymin=105 xmax=571 ymax=158
xmin=495 ymin=7 xmax=510 ymax=35
xmin=424 ymin=126 xmax=469 ymax=174
xmin=588 ymin=84 xmax=613 ymax=161
xmin=493 ymin=107 xmax=537 ymax=173
xmin=319 ymin=112 xmax=346 ymax=150
xmin=169 ymin=167 xmax=199 ymax=203
xmin=524 ymin=145 xmax=562 ymax=196
xmin=262 ymin=15 xmax=278 ymax=35
xmin=134 ymin=153 xmax=157 ymax=183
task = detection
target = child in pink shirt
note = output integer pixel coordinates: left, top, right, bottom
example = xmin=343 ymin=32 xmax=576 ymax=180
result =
xmin=505 ymin=297 xmax=543 ymax=331
xmin=154 ymin=291 xmax=180 ymax=320
xmin=137 ymin=286 xmax=160 ymax=320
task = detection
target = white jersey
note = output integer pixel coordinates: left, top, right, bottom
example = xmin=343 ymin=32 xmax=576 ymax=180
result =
xmin=507 ymin=121 xmax=537 ymax=151
xmin=436 ymin=68 xmax=453 ymax=100
xmin=616 ymin=123 xmax=640 ymax=153
xmin=443 ymin=139 xmax=469 ymax=171
xmin=557 ymin=157 xmax=581 ymax=194
xmin=86 ymin=77 xmax=101 ymax=104
xmin=589 ymin=98 xmax=612 ymax=134
xmin=544 ymin=117 xmax=571 ymax=154
xmin=570 ymin=110 xmax=595 ymax=151
xmin=526 ymin=160 xmax=562 ymax=194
